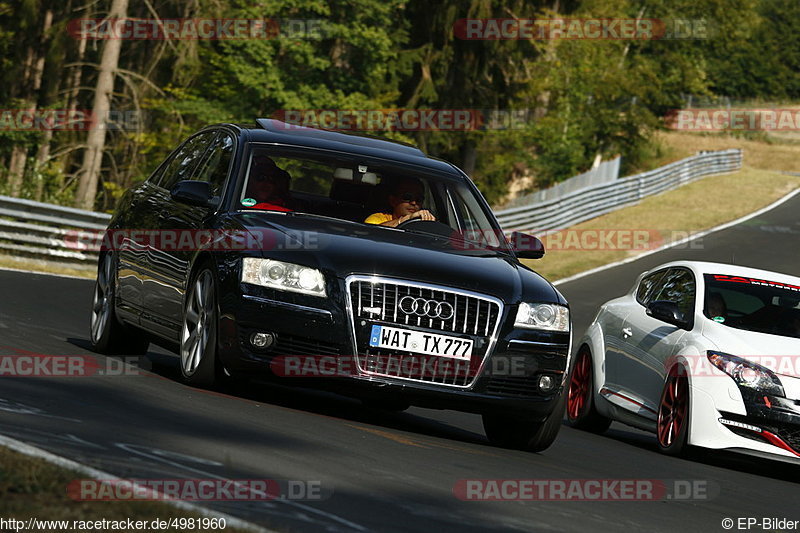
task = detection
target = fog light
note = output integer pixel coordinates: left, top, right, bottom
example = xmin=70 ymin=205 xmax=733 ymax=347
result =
xmin=538 ymin=375 xmax=555 ymax=392
xmin=250 ymin=332 xmax=274 ymax=348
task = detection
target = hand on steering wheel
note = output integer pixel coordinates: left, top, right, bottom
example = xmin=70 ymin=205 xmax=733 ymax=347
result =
xmin=398 ymin=210 xmax=436 ymax=225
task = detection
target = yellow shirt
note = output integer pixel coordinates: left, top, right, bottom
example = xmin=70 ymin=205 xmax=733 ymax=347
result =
xmin=364 ymin=212 xmax=394 ymax=225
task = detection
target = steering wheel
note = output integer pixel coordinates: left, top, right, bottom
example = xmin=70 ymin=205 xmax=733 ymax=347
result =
xmin=397 ymin=216 xmax=427 ymax=228
xmin=396 ymin=217 xmax=454 ymax=238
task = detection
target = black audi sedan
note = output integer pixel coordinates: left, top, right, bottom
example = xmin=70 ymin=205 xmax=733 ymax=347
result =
xmin=89 ymin=119 xmax=571 ymax=451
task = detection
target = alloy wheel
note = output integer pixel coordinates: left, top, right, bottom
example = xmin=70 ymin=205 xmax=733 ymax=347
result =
xmin=567 ymin=350 xmax=591 ymax=420
xmin=90 ymin=254 xmax=113 ymax=344
xmin=657 ymin=371 xmax=689 ymax=448
xmin=181 ymin=270 xmax=214 ymax=376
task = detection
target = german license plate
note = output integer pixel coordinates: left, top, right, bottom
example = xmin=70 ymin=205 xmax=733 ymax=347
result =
xmin=368 ymin=325 xmax=472 ymax=360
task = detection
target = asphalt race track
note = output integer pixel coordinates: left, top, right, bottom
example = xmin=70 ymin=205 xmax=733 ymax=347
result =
xmin=1 ymin=194 xmax=799 ymax=532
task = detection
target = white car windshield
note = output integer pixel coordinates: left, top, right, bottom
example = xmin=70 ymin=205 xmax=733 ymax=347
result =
xmin=704 ymin=274 xmax=800 ymax=339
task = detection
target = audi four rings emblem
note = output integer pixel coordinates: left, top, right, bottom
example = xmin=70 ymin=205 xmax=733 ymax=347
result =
xmin=398 ymin=296 xmax=454 ymax=320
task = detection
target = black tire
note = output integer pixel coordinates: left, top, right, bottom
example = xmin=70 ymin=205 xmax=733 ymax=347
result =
xmin=89 ymin=253 xmax=149 ymax=356
xmin=482 ymin=390 xmax=566 ymax=452
xmin=656 ymin=366 xmax=690 ymax=456
xmin=566 ymin=347 xmax=612 ymax=433
xmin=179 ymin=265 xmax=220 ymax=387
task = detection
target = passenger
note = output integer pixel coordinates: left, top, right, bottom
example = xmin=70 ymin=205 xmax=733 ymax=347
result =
xmin=245 ymin=155 xmax=292 ymax=212
xmin=706 ymin=292 xmax=728 ymax=323
xmin=364 ymin=177 xmax=435 ymax=227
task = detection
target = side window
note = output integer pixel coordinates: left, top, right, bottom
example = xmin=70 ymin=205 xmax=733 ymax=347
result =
xmin=651 ymin=268 xmax=696 ymax=319
xmin=446 ymin=182 xmax=494 ymax=236
xmin=146 ymin=156 xmax=172 ymax=186
xmin=157 ymin=131 xmax=216 ymax=191
xmin=442 ymin=186 xmax=462 ymax=231
xmin=636 ymin=270 xmax=667 ymax=305
xmin=193 ymin=132 xmax=234 ymax=196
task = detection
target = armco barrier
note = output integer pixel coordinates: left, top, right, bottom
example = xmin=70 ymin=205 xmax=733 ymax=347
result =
xmin=0 ymin=149 xmax=742 ymax=268
xmin=494 ymin=149 xmax=742 ymax=232
xmin=0 ymin=196 xmax=111 ymax=268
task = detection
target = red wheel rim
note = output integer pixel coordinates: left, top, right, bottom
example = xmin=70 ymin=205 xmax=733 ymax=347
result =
xmin=657 ymin=371 xmax=688 ymax=448
xmin=567 ymin=350 xmax=591 ymax=420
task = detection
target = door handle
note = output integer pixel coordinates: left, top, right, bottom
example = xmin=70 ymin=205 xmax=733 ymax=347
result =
xmin=622 ymin=327 xmax=632 ymax=338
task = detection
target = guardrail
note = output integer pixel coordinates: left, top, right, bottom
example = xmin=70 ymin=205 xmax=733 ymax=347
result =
xmin=494 ymin=149 xmax=743 ymax=232
xmin=0 ymin=196 xmax=111 ymax=269
xmin=0 ymin=148 xmax=742 ymax=270
xmin=503 ymin=156 xmax=621 ymax=208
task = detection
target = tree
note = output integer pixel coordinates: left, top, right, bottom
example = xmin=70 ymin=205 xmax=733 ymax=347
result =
xmin=74 ymin=0 xmax=128 ymax=210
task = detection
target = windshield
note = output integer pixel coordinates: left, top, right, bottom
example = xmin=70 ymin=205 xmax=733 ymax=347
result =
xmin=703 ymin=274 xmax=800 ymax=339
xmin=237 ymin=145 xmax=508 ymax=250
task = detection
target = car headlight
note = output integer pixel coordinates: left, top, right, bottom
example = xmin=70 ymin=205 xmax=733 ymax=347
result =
xmin=242 ymin=258 xmax=326 ymax=297
xmin=514 ymin=303 xmax=569 ymax=332
xmin=707 ymin=351 xmax=785 ymax=397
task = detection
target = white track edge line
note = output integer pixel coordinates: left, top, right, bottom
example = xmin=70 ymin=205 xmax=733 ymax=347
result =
xmin=0 ymin=433 xmax=272 ymax=533
xmin=553 ymin=188 xmax=800 ymax=287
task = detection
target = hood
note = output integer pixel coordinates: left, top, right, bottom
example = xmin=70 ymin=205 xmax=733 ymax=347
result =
xmin=228 ymin=211 xmax=560 ymax=304
xmin=702 ymin=319 xmax=800 ymax=377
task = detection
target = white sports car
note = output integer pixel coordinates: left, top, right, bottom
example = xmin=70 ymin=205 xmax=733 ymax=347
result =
xmin=568 ymin=260 xmax=800 ymax=462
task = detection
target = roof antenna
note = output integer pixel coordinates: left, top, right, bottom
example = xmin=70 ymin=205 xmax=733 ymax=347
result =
xmin=731 ymin=252 xmax=735 ymax=265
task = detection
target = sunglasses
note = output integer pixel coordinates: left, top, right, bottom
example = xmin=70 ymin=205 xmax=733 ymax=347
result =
xmin=397 ymin=192 xmax=425 ymax=203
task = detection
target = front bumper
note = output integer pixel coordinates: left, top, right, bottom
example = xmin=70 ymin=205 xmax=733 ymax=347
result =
xmin=218 ymin=281 xmax=569 ymax=417
xmin=718 ymin=388 xmax=800 ymax=458
xmin=689 ymin=377 xmax=800 ymax=463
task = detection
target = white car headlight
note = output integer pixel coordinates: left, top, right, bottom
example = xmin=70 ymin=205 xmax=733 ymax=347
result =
xmin=707 ymin=351 xmax=785 ymax=397
xmin=242 ymin=258 xmax=326 ymax=297
xmin=514 ymin=302 xmax=570 ymax=332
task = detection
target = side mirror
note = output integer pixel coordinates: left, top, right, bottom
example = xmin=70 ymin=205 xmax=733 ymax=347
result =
xmin=508 ymin=231 xmax=545 ymax=259
xmin=170 ymin=181 xmax=218 ymax=209
xmin=647 ymin=300 xmax=690 ymax=329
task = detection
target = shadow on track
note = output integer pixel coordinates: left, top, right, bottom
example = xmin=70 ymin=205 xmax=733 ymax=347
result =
xmin=68 ymin=336 xmax=490 ymax=449
xmin=590 ymin=424 xmax=800 ymax=483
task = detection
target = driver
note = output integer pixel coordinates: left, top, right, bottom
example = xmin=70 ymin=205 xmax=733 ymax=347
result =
xmin=364 ymin=177 xmax=436 ymax=227
xmin=706 ymin=292 xmax=728 ymax=323
xmin=245 ymin=155 xmax=292 ymax=212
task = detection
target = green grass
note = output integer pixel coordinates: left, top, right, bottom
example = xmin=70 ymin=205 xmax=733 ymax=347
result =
xmin=0 ymin=446 xmax=253 ymax=531
xmin=0 ymin=255 xmax=95 ymax=279
xmin=524 ymin=167 xmax=800 ymax=281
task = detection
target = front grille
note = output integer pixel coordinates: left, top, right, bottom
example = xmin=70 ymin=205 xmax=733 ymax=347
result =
xmin=721 ymin=413 xmax=800 ymax=453
xmin=347 ymin=277 xmax=503 ymax=388
xmin=275 ymin=334 xmax=342 ymax=357
xmin=485 ymin=376 xmax=540 ymax=397
xmin=762 ymin=423 xmax=800 ymax=453
xmin=350 ymin=280 xmax=500 ymax=336
xmin=360 ymin=348 xmax=474 ymax=386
